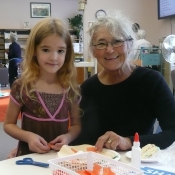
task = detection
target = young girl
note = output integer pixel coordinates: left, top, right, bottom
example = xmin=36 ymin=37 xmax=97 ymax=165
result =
xmin=3 ymin=18 xmax=81 ymax=157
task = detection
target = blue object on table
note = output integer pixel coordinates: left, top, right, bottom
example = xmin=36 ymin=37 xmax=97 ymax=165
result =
xmin=141 ymin=167 xmax=175 ymax=175
xmin=16 ymin=158 xmax=49 ymax=168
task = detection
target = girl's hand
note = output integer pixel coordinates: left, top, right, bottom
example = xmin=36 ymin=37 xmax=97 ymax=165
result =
xmin=7 ymin=148 xmax=17 ymax=159
xmin=95 ymin=131 xmax=132 ymax=152
xmin=49 ymin=134 xmax=70 ymax=151
xmin=27 ymin=133 xmax=50 ymax=153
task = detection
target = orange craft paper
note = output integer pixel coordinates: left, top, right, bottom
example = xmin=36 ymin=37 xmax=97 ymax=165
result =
xmin=103 ymin=167 xmax=115 ymax=175
xmin=86 ymin=147 xmax=97 ymax=152
xmin=48 ymin=143 xmax=53 ymax=148
xmin=76 ymin=163 xmax=115 ymax=175
xmin=71 ymin=148 xmax=78 ymax=153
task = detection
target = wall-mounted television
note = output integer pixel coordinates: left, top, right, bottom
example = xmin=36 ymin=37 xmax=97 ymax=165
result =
xmin=158 ymin=0 xmax=175 ymax=20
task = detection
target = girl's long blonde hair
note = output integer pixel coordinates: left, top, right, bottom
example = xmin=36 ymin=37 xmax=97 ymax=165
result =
xmin=20 ymin=18 xmax=80 ymax=104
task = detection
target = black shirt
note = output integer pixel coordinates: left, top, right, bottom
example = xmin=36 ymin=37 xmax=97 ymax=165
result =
xmin=8 ymin=42 xmax=21 ymax=60
xmin=72 ymin=67 xmax=175 ymax=149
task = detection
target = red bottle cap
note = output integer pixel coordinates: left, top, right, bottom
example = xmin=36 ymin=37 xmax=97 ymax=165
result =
xmin=134 ymin=132 xmax=139 ymax=142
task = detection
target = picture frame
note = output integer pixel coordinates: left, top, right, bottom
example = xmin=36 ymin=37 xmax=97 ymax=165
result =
xmin=30 ymin=2 xmax=51 ymax=18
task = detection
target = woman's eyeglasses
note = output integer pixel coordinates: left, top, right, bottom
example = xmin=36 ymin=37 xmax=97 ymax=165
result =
xmin=93 ymin=38 xmax=133 ymax=50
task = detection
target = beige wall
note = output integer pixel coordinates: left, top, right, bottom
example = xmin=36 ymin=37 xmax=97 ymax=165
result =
xmin=0 ymin=0 xmax=175 ymax=61
xmin=83 ymin=0 xmax=175 ymax=60
xmin=0 ymin=0 xmax=78 ymax=29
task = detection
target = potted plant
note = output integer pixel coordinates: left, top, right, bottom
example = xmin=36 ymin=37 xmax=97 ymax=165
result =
xmin=68 ymin=14 xmax=83 ymax=41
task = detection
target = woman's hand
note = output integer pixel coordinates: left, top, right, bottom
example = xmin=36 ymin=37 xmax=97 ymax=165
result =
xmin=27 ymin=133 xmax=50 ymax=154
xmin=95 ymin=131 xmax=132 ymax=152
xmin=5 ymin=49 xmax=9 ymax=54
xmin=49 ymin=134 xmax=70 ymax=151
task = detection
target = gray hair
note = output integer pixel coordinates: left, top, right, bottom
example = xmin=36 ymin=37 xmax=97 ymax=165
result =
xmin=87 ymin=10 xmax=137 ymax=65
xmin=137 ymin=29 xmax=146 ymax=39
xmin=10 ymin=33 xmax=18 ymax=42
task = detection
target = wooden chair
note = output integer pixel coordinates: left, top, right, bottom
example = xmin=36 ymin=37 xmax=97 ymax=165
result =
xmin=133 ymin=59 xmax=142 ymax=66
xmin=171 ymin=69 xmax=175 ymax=95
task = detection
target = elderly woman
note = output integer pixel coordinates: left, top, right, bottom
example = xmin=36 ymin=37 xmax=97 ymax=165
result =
xmin=71 ymin=11 xmax=175 ymax=151
xmin=5 ymin=33 xmax=22 ymax=87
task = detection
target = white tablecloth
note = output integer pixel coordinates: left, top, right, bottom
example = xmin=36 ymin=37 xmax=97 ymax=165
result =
xmin=0 ymin=150 xmax=174 ymax=175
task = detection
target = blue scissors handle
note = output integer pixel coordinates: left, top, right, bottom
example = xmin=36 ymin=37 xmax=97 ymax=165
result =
xmin=16 ymin=158 xmax=49 ymax=168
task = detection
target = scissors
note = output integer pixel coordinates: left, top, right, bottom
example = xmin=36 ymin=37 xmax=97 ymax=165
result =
xmin=16 ymin=158 xmax=49 ymax=168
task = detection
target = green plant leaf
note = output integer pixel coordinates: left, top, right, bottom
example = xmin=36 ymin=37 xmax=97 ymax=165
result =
xmin=68 ymin=14 xmax=83 ymax=39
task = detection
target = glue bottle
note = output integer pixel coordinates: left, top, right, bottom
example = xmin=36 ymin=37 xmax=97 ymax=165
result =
xmin=131 ymin=132 xmax=141 ymax=169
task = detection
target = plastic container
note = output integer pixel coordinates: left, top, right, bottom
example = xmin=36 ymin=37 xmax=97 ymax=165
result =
xmin=48 ymin=152 xmax=143 ymax=175
xmin=155 ymin=141 xmax=175 ymax=167
xmin=131 ymin=133 xmax=141 ymax=169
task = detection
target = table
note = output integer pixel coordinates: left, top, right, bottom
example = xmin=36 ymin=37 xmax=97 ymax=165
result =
xmin=0 ymin=90 xmax=21 ymax=122
xmin=0 ymin=151 xmax=174 ymax=175
xmin=0 ymin=90 xmax=10 ymax=122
